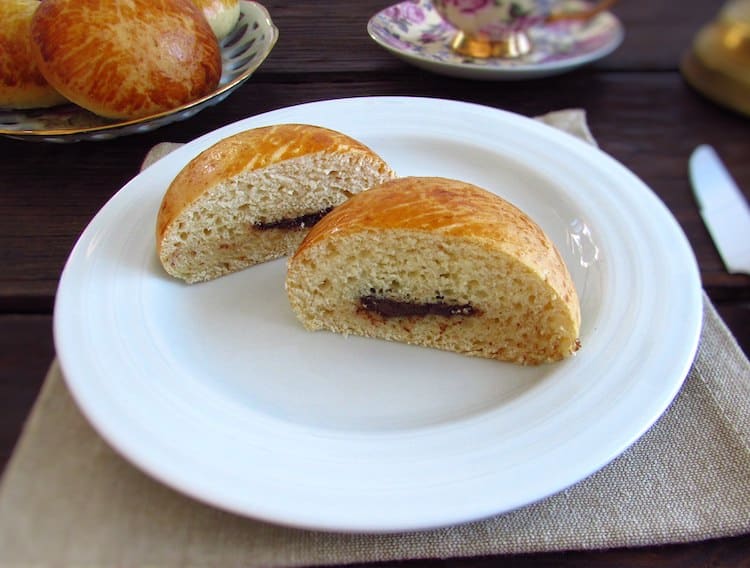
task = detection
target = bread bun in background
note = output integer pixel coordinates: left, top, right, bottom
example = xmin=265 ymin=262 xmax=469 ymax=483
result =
xmin=192 ymin=0 xmax=241 ymax=39
xmin=286 ymin=176 xmax=582 ymax=365
xmin=0 ymin=0 xmax=68 ymax=109
xmin=30 ymin=0 xmax=222 ymax=120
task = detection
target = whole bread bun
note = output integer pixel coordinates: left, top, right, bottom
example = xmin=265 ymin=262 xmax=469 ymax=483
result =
xmin=157 ymin=124 xmax=396 ymax=284
xmin=30 ymin=0 xmax=222 ymax=119
xmin=286 ymin=177 xmax=582 ymax=365
xmin=0 ymin=0 xmax=67 ymax=109
xmin=192 ymin=0 xmax=241 ymax=39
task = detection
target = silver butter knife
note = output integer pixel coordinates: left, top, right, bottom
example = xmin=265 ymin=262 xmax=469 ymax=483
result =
xmin=688 ymin=144 xmax=750 ymax=275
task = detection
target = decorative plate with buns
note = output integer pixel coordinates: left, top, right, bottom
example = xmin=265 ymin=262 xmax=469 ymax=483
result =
xmin=0 ymin=0 xmax=277 ymax=142
xmin=54 ymin=97 xmax=701 ymax=532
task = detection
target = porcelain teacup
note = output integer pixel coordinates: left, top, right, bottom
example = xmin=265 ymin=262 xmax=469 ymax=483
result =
xmin=432 ymin=0 xmax=617 ymax=58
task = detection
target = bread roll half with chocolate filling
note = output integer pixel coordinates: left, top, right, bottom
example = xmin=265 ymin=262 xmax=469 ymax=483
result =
xmin=157 ymin=124 xmax=396 ymax=283
xmin=286 ymin=177 xmax=581 ymax=365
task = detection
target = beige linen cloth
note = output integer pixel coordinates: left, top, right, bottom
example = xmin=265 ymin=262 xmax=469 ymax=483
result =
xmin=1 ymin=110 xmax=749 ymax=566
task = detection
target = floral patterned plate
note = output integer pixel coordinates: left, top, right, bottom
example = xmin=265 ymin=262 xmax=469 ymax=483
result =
xmin=367 ymin=0 xmax=624 ymax=80
xmin=0 ymin=1 xmax=278 ymax=143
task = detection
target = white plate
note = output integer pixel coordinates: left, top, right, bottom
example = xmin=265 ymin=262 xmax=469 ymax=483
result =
xmin=0 ymin=1 xmax=277 ymax=143
xmin=54 ymin=96 xmax=701 ymax=532
xmin=368 ymin=0 xmax=624 ymax=80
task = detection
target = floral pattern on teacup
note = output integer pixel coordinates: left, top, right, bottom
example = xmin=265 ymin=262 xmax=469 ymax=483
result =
xmin=369 ymin=0 xmax=621 ymax=70
xmin=432 ymin=0 xmax=556 ymax=40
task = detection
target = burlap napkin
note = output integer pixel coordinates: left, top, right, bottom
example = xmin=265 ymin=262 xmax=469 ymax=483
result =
xmin=1 ymin=110 xmax=748 ymax=567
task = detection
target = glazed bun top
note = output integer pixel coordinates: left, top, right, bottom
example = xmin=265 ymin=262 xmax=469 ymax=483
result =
xmin=0 ymin=0 xmax=68 ymax=109
xmin=30 ymin=0 xmax=222 ymax=119
xmin=191 ymin=0 xmax=241 ymax=39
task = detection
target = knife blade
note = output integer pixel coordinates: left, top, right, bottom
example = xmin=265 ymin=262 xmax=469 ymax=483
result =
xmin=688 ymin=144 xmax=750 ymax=275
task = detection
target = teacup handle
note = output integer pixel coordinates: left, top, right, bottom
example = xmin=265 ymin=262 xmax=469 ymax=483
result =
xmin=546 ymin=0 xmax=617 ymax=23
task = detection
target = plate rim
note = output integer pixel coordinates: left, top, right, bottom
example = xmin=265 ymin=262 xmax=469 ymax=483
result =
xmin=53 ymin=96 xmax=702 ymax=532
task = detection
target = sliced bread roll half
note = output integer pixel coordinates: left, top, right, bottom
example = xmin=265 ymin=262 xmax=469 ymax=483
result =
xmin=157 ymin=123 xmax=396 ymax=283
xmin=286 ymin=176 xmax=581 ymax=365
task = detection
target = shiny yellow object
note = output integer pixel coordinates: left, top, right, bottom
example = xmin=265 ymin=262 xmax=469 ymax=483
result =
xmin=450 ymin=30 xmax=533 ymax=58
xmin=681 ymin=0 xmax=750 ymax=116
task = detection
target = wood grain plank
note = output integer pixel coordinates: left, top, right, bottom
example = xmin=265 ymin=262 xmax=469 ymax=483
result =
xmin=249 ymin=0 xmax=720 ymax=74
xmin=0 ymin=316 xmax=54 ymax=469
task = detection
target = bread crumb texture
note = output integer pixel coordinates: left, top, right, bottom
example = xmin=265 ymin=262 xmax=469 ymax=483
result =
xmin=157 ymin=124 xmax=396 ymax=283
xmin=286 ymin=177 xmax=581 ymax=365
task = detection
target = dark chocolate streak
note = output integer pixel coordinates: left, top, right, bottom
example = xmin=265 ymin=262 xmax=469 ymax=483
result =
xmin=359 ymin=296 xmax=476 ymax=318
xmin=255 ymin=207 xmax=334 ymax=230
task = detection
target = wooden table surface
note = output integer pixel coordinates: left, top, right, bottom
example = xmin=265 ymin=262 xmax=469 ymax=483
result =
xmin=1 ymin=0 xmax=749 ymax=565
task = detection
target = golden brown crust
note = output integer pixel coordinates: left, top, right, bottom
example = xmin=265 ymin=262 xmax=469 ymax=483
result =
xmin=30 ymin=0 xmax=221 ymax=119
xmin=0 ymin=0 xmax=67 ymax=109
xmin=294 ymin=176 xmax=581 ymax=330
xmin=156 ymin=124 xmax=389 ymax=245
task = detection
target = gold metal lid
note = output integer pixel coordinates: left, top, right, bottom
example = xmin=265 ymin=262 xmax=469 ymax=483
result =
xmin=681 ymin=0 xmax=750 ymax=117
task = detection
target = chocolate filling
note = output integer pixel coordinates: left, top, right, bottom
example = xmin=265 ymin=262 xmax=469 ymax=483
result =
xmin=359 ymin=295 xmax=476 ymax=318
xmin=255 ymin=207 xmax=334 ymax=231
